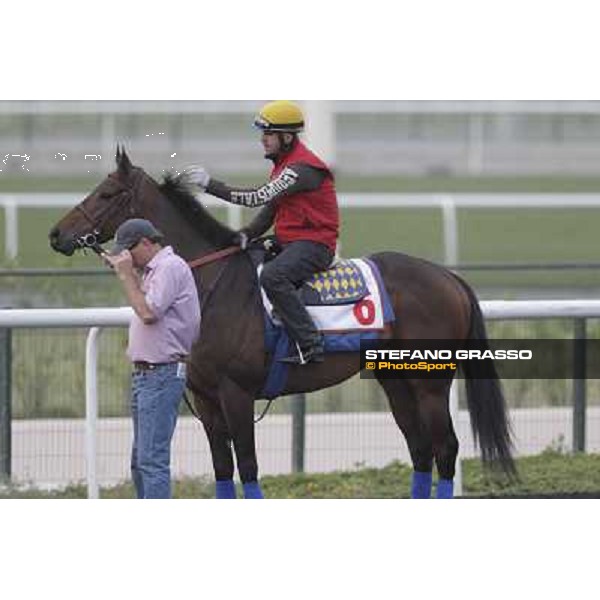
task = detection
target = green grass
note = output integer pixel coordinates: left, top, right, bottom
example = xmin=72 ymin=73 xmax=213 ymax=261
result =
xmin=4 ymin=175 xmax=600 ymax=280
xmin=2 ymin=452 xmax=599 ymax=498
xmin=6 ymin=204 xmax=600 ymax=291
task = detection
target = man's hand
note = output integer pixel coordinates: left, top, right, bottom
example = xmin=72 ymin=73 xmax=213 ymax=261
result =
xmin=178 ymin=164 xmax=211 ymax=191
xmin=102 ymin=250 xmax=135 ymax=279
xmin=104 ymin=250 xmax=156 ymax=323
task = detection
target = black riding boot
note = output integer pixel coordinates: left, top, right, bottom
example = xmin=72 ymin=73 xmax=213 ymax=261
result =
xmin=269 ymin=290 xmax=325 ymax=364
xmin=278 ymin=311 xmax=325 ymax=365
xmin=259 ymin=241 xmax=333 ymax=365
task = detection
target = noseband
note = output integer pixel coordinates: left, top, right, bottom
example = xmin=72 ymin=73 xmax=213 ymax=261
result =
xmin=77 ymin=230 xmax=104 ymax=255
xmin=75 ymin=170 xmax=144 ymax=252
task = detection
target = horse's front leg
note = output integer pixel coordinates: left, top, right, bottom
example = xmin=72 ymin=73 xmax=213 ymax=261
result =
xmin=194 ymin=392 xmax=237 ymax=499
xmin=219 ymin=376 xmax=264 ymax=499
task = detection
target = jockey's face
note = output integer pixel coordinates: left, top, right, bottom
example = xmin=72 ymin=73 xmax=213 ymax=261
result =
xmin=261 ymin=131 xmax=281 ymax=159
xmin=261 ymin=131 xmax=294 ymax=159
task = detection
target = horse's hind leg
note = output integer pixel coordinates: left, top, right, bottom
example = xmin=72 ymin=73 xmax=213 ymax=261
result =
xmin=413 ymin=381 xmax=459 ymax=499
xmin=376 ymin=377 xmax=434 ymax=498
xmin=194 ymin=393 xmax=237 ymax=499
xmin=219 ymin=377 xmax=264 ymax=499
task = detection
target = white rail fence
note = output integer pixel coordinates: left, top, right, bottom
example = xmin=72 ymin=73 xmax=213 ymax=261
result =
xmin=4 ymin=193 xmax=600 ymax=263
xmin=0 ymin=193 xmax=243 ymax=261
xmin=1 ymin=299 xmax=600 ymax=498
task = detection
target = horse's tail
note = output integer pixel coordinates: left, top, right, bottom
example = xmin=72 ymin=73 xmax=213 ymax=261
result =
xmin=454 ymin=274 xmax=517 ymax=478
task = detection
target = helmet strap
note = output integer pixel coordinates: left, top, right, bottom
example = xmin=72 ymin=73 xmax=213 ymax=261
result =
xmin=278 ymin=132 xmax=297 ymax=153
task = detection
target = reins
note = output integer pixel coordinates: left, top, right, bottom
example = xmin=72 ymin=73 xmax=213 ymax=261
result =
xmin=189 ymin=246 xmax=240 ymax=314
xmin=187 ymin=245 xmax=241 ymax=269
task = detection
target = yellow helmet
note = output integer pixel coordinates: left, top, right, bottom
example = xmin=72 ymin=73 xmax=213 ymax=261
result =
xmin=254 ymin=100 xmax=304 ymax=133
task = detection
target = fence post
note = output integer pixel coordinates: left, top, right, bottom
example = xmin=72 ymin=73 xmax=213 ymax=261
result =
xmin=440 ymin=195 xmax=458 ymax=267
xmin=449 ymin=380 xmax=462 ymax=496
xmin=0 ymin=328 xmax=12 ymax=482
xmin=291 ymin=393 xmax=306 ymax=473
xmin=85 ymin=327 xmax=101 ymax=499
xmin=466 ymin=113 xmax=485 ymax=175
xmin=572 ymin=318 xmax=587 ymax=453
xmin=5 ymin=198 xmax=19 ymax=261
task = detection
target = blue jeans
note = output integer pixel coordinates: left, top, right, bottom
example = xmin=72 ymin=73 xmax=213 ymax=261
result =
xmin=130 ymin=363 xmax=186 ymax=499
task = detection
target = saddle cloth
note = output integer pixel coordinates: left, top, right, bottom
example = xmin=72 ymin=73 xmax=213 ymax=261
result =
xmin=303 ymin=258 xmax=368 ymax=305
xmin=259 ymin=257 xmax=395 ymax=399
xmin=259 ymin=257 xmax=387 ymax=333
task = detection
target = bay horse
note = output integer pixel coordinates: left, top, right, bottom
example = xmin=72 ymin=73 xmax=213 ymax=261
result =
xmin=49 ymin=147 xmax=515 ymax=499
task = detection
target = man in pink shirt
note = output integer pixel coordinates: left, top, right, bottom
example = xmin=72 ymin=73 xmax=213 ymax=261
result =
xmin=103 ymin=219 xmax=200 ymax=499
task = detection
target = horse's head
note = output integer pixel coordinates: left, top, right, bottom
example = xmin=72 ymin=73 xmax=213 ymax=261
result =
xmin=49 ymin=146 xmax=149 ymax=256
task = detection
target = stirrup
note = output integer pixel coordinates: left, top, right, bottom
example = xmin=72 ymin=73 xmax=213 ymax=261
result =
xmin=279 ymin=341 xmax=324 ymax=365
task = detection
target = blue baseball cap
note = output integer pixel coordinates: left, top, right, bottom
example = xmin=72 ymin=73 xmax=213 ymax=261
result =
xmin=111 ymin=218 xmax=164 ymax=255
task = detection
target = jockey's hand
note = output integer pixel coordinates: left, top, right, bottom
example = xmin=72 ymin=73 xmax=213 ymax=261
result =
xmin=179 ymin=164 xmax=211 ymax=191
xmin=231 ymin=230 xmax=249 ymax=250
xmin=263 ymin=237 xmax=282 ymax=254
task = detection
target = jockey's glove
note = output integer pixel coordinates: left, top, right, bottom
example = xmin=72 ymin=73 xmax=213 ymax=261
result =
xmin=179 ymin=164 xmax=211 ymax=191
xmin=263 ymin=238 xmax=277 ymax=252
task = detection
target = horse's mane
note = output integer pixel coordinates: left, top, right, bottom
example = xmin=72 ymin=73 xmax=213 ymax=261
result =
xmin=158 ymin=172 xmax=234 ymax=247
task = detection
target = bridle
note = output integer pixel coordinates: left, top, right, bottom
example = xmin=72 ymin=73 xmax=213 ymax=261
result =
xmin=75 ymin=169 xmax=144 ymax=254
xmin=73 ymin=166 xmax=243 ymax=274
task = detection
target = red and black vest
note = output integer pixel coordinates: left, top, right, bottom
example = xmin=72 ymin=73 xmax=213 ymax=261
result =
xmin=271 ymin=141 xmax=339 ymax=252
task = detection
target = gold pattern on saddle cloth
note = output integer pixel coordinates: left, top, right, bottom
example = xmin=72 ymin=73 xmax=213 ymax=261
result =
xmin=306 ymin=259 xmax=368 ymax=303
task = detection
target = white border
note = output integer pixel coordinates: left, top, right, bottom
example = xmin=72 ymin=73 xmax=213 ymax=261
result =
xmin=3 ymin=1 xmax=600 ymax=99
xmin=2 ymin=2 xmax=596 ymax=597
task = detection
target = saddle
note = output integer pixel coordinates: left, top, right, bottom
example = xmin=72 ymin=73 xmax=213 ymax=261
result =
xmin=249 ymin=238 xmax=368 ymax=306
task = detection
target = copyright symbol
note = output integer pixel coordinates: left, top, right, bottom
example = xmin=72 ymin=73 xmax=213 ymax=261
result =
xmin=366 ymin=362 xmax=376 ymax=370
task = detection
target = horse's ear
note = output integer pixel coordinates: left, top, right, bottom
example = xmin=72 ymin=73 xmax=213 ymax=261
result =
xmin=117 ymin=147 xmax=132 ymax=175
xmin=116 ymin=145 xmax=121 ymax=164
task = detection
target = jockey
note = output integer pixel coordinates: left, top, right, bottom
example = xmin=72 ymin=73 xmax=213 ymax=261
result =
xmin=182 ymin=100 xmax=339 ymax=365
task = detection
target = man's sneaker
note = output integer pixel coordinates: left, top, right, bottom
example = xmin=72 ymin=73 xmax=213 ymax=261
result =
xmin=279 ymin=343 xmax=325 ymax=365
